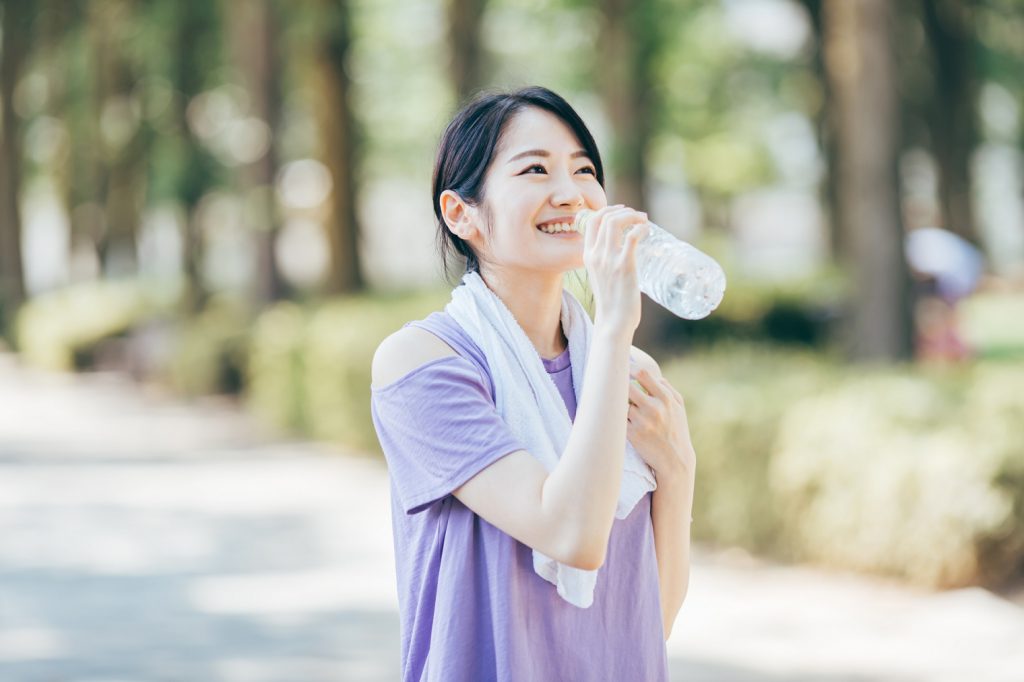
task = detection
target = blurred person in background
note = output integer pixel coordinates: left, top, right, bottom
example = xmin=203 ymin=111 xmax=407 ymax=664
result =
xmin=906 ymin=226 xmax=984 ymax=362
xmin=370 ymin=87 xmax=696 ymax=681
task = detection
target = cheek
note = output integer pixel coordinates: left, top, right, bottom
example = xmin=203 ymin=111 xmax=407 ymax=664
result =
xmin=585 ymin=184 xmax=608 ymax=209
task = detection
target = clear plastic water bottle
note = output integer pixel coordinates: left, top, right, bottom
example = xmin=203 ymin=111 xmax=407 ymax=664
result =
xmin=575 ymin=210 xmax=726 ymax=320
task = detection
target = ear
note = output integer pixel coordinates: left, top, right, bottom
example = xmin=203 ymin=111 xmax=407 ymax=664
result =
xmin=439 ymin=190 xmax=479 ymax=240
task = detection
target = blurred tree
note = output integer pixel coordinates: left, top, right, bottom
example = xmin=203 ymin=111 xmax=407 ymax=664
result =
xmin=798 ymin=0 xmax=841 ymax=260
xmin=824 ymin=0 xmax=914 ymax=361
xmin=311 ymin=0 xmax=364 ymax=294
xmin=169 ymin=1 xmax=222 ymax=313
xmin=598 ymin=0 xmax=652 ymax=213
xmin=226 ymin=0 xmax=285 ymax=305
xmin=655 ymin=3 xmax=775 ymax=230
xmin=0 ymin=0 xmax=32 ymax=340
xmin=37 ymin=0 xmax=92 ymax=275
xmin=922 ymin=0 xmax=980 ymax=246
xmin=446 ymin=0 xmax=486 ymax=104
xmin=598 ymin=0 xmax=671 ymax=350
xmin=90 ymin=0 xmax=147 ymax=275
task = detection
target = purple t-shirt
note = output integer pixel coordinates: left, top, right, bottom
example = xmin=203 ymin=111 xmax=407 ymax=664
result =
xmin=370 ymin=311 xmax=668 ymax=682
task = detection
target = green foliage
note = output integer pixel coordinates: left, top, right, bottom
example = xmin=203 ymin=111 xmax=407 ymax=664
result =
xmin=662 ymin=268 xmax=846 ymax=349
xmin=771 ymin=365 xmax=1024 ymax=588
xmin=246 ymin=288 xmax=450 ymax=451
xmin=683 ymin=132 xmax=774 ymax=196
xmin=15 ymin=280 xmax=174 ymax=371
xmin=662 ymin=344 xmax=837 ymax=553
xmin=961 ymin=293 xmax=1024 ymax=360
xmin=247 ymin=301 xmax=309 ymax=433
xmin=167 ymin=297 xmax=250 ymax=396
xmin=664 ymin=345 xmax=1024 ymax=589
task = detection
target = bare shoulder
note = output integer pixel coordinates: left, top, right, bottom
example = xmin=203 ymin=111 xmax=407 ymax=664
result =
xmin=630 ymin=345 xmax=663 ymax=379
xmin=372 ymin=326 xmax=459 ymax=389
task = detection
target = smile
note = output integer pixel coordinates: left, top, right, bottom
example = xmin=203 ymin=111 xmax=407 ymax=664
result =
xmin=536 ymin=221 xmax=581 ymax=235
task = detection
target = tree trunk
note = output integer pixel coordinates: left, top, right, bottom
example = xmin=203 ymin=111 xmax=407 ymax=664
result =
xmin=227 ymin=0 xmax=285 ymax=306
xmin=92 ymin=0 xmax=145 ymax=276
xmin=312 ymin=0 xmax=364 ymax=295
xmin=922 ymin=0 xmax=979 ymax=246
xmin=799 ymin=0 xmax=843 ymax=262
xmin=825 ymin=0 xmax=914 ymax=361
xmin=598 ymin=0 xmax=667 ymax=351
xmin=174 ymin=3 xmax=217 ymax=314
xmin=39 ymin=0 xmax=89 ymax=275
xmin=445 ymin=0 xmax=486 ymax=104
xmin=0 ymin=0 xmax=31 ymax=339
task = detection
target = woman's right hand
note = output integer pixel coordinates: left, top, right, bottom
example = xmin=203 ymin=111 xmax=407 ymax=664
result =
xmin=582 ymin=204 xmax=650 ymax=336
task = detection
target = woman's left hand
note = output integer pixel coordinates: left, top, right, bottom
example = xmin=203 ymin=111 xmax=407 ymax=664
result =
xmin=627 ymin=365 xmax=696 ymax=484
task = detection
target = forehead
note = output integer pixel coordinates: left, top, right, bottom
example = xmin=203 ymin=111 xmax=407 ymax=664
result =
xmin=496 ymin=107 xmax=585 ymax=159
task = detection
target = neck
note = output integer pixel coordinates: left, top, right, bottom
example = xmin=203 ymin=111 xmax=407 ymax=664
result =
xmin=478 ymin=267 xmax=566 ymax=359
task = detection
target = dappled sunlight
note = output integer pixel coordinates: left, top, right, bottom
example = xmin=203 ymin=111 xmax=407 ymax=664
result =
xmin=0 ymin=627 xmax=68 ymax=662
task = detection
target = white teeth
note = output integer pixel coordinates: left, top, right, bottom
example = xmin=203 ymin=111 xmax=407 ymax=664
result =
xmin=538 ymin=221 xmax=578 ymax=234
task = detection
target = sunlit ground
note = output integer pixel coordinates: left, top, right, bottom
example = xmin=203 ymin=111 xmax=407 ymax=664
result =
xmin=1 ymin=354 xmax=1023 ymax=682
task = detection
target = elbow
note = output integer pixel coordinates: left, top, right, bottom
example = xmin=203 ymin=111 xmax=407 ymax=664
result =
xmin=561 ymin=538 xmax=608 ymax=571
xmin=573 ymin=553 xmax=606 ymax=572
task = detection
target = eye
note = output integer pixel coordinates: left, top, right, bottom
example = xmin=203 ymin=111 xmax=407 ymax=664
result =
xmin=577 ymin=166 xmax=596 ymax=176
xmin=520 ymin=164 xmax=547 ymax=175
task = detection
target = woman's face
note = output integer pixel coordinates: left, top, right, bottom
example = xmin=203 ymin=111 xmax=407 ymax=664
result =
xmin=471 ymin=107 xmax=607 ymax=274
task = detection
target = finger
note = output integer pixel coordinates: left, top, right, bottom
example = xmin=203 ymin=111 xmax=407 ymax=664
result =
xmin=608 ymin=209 xmax=647 ymax=238
xmin=618 ymin=219 xmax=650 ymax=263
xmin=628 ymin=380 xmax=655 ymax=408
xmin=585 ymin=207 xmax=617 ymax=254
xmin=583 ymin=204 xmax=623 ymax=250
xmin=598 ymin=207 xmax=635 ymax=251
xmin=631 ymin=367 xmax=668 ymax=400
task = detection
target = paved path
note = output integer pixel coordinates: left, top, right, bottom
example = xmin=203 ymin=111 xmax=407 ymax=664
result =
xmin=1 ymin=353 xmax=1023 ymax=681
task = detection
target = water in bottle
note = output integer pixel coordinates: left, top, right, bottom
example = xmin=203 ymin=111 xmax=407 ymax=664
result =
xmin=574 ymin=210 xmax=726 ymax=320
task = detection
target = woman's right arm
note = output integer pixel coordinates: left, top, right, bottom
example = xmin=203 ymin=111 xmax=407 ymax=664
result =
xmin=372 ymin=207 xmax=649 ymax=571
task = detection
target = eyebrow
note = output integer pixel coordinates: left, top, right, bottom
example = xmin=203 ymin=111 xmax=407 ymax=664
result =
xmin=506 ymin=149 xmax=592 ymax=164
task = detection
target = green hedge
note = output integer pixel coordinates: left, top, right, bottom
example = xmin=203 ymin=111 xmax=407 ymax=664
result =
xmin=771 ymin=365 xmax=1024 ymax=588
xmin=662 ymin=347 xmax=1024 ymax=589
xmin=246 ymin=289 xmax=450 ymax=452
xmin=661 ymin=344 xmax=838 ymax=554
xmin=247 ymin=301 xmax=309 ymax=432
xmin=961 ymin=293 xmax=1024 ymax=360
xmin=166 ymin=297 xmax=251 ymax=396
xmin=660 ymin=270 xmax=846 ymax=348
xmin=16 ymin=280 xmax=176 ymax=370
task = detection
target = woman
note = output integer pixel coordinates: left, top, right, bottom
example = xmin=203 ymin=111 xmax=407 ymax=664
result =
xmin=371 ymin=86 xmax=696 ymax=681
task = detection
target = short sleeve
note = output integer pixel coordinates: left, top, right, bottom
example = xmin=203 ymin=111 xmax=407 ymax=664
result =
xmin=370 ymin=356 xmax=526 ymax=514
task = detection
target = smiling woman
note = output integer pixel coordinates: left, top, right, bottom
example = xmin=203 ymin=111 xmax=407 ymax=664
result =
xmin=370 ymin=87 xmax=697 ymax=682
xmin=430 ymin=91 xmax=605 ymax=285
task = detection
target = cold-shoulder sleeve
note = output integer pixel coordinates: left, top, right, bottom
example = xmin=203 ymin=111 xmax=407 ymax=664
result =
xmin=370 ymin=356 xmax=526 ymax=514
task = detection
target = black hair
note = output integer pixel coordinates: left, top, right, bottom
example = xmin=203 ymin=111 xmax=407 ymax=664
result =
xmin=431 ymin=86 xmax=605 ymax=281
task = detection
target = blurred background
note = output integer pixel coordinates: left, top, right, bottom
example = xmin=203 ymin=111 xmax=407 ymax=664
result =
xmin=1 ymin=0 xmax=1024 ymax=680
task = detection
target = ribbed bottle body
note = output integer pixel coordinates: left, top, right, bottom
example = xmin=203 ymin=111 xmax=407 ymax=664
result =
xmin=635 ymin=222 xmax=725 ymax=320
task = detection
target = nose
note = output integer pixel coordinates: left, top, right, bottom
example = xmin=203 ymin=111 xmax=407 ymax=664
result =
xmin=550 ymin=172 xmax=584 ymax=209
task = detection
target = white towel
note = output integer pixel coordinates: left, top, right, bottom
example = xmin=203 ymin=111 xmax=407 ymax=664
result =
xmin=446 ymin=270 xmax=657 ymax=608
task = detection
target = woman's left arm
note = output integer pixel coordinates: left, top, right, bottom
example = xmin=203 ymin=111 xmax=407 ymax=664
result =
xmin=628 ymin=348 xmax=697 ymax=640
xmin=651 ymin=465 xmax=694 ymax=640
